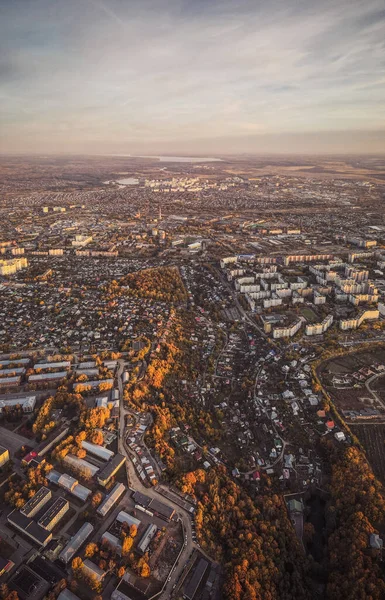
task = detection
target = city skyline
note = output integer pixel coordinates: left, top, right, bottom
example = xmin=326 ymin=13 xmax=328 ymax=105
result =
xmin=1 ymin=0 xmax=385 ymax=155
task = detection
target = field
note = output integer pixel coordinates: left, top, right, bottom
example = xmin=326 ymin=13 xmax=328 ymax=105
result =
xmin=322 ymin=348 xmax=385 ymax=379
xmin=328 ymin=387 xmax=384 ymax=413
xmin=350 ymin=424 xmax=385 ymax=485
xmin=300 ymin=307 xmax=319 ymax=324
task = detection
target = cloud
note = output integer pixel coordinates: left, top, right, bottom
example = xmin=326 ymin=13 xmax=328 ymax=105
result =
xmin=0 ymin=0 xmax=384 ymax=153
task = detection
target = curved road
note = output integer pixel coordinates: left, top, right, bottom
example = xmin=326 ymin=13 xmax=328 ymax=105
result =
xmin=117 ymin=360 xmax=197 ymax=599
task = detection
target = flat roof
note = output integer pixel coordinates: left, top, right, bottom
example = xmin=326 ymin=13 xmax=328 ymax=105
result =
xmin=97 ymin=453 xmax=126 ymax=482
xmin=7 ymin=511 xmax=52 ymax=546
xmin=148 ymin=498 xmax=175 ymax=520
xmin=20 ymin=486 xmax=51 ymax=517
xmin=184 ymin=558 xmax=209 ymax=600
xmin=38 ymin=497 xmax=68 ymax=529
xmin=132 ymin=491 xmax=152 ymax=508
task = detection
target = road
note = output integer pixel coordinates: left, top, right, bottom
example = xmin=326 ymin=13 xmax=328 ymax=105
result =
xmin=117 ymin=360 xmax=197 ymax=599
xmin=240 ymin=360 xmax=286 ymax=477
xmin=364 ymin=373 xmax=385 ymax=410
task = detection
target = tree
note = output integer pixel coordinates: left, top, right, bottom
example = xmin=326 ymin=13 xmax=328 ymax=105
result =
xmin=90 ymin=429 xmax=104 ymax=445
xmin=117 ymin=566 xmax=125 ymax=578
xmin=140 ymin=562 xmax=151 ymax=578
xmin=121 ymin=536 xmax=134 ymax=556
xmin=85 ymin=542 xmax=98 ymax=558
xmin=91 ymin=492 xmax=103 ymax=509
xmin=72 ymin=557 xmax=83 ymax=571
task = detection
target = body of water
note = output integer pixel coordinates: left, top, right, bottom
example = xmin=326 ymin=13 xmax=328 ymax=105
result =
xmin=104 ymin=177 xmax=139 ymax=185
xmin=105 ymin=154 xmax=222 ymax=163
xmin=138 ymin=155 xmax=222 ymax=163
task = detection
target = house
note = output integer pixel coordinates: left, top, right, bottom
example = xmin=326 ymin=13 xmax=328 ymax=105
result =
xmin=370 ymin=534 xmax=383 ymax=550
xmin=287 ymin=499 xmax=303 ymax=514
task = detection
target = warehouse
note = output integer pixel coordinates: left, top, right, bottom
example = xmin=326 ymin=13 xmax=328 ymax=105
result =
xmin=97 ymin=453 xmax=126 ymax=487
xmin=77 ymin=361 xmax=96 ymax=369
xmin=82 ymin=560 xmax=105 ymax=582
xmin=132 ymin=491 xmax=152 ymax=509
xmin=59 ymin=522 xmax=94 ymax=564
xmin=38 ymin=497 xmax=69 ymax=531
xmin=64 ymin=454 xmax=100 ymax=476
xmin=137 ymin=524 xmax=157 ymax=555
xmin=149 ymin=498 xmax=175 ymax=522
xmin=0 ymin=367 xmax=25 ymax=377
xmin=29 ymin=371 xmax=68 ymax=382
xmin=81 ymin=440 xmax=114 ymax=462
xmin=0 ymin=376 xmax=20 ymax=387
xmin=0 ymin=395 xmax=36 ymax=413
xmin=57 ymin=590 xmax=82 ymax=600
xmin=0 ymin=446 xmax=9 ymax=467
xmin=74 ymin=368 xmax=99 ymax=377
xmin=183 ymin=558 xmax=209 ymax=600
xmin=33 ymin=361 xmax=71 ymax=370
xmin=47 ymin=469 xmax=92 ymax=502
xmin=20 ymin=486 xmax=52 ymax=518
xmin=57 ymin=472 xmax=78 ymax=491
xmin=7 ymin=511 xmax=52 ymax=547
xmin=101 ymin=531 xmax=122 ymax=555
xmin=116 ymin=510 xmax=141 ymax=529
xmin=0 ymin=358 xmax=29 ymax=367
xmin=97 ymin=482 xmax=125 ymax=517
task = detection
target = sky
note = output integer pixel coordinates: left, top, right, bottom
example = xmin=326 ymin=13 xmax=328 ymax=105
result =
xmin=0 ymin=0 xmax=384 ymax=155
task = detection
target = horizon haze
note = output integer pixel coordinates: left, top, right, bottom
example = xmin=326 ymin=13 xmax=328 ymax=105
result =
xmin=1 ymin=0 xmax=385 ymax=155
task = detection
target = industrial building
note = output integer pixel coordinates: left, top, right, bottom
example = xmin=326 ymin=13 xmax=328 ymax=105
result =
xmin=57 ymin=590 xmax=82 ymax=600
xmin=81 ymin=440 xmax=114 ymax=461
xmin=82 ymin=560 xmax=105 ymax=582
xmin=132 ymin=491 xmax=175 ymax=521
xmin=0 ymin=395 xmax=36 ymax=413
xmin=0 ymin=446 xmax=10 ymax=467
xmin=137 ymin=524 xmax=157 ymax=554
xmin=33 ymin=361 xmax=71 ymax=371
xmin=116 ymin=511 xmax=141 ymax=529
xmin=64 ymin=454 xmax=100 ymax=476
xmin=59 ymin=522 xmax=94 ymax=564
xmin=0 ymin=376 xmax=21 ymax=387
xmin=101 ymin=531 xmax=122 ymax=555
xmin=97 ymin=453 xmax=126 ymax=487
xmin=28 ymin=371 xmax=68 ymax=382
xmin=47 ymin=469 xmax=92 ymax=502
xmin=183 ymin=558 xmax=209 ymax=600
xmin=97 ymin=482 xmax=125 ymax=517
xmin=38 ymin=497 xmax=69 ymax=531
xmin=20 ymin=486 xmax=52 ymax=518
xmin=7 ymin=510 xmax=52 ymax=547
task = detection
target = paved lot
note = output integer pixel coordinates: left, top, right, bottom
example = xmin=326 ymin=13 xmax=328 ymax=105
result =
xmin=0 ymin=426 xmax=36 ymax=455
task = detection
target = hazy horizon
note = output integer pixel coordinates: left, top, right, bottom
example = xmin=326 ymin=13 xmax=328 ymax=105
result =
xmin=1 ymin=0 xmax=385 ymax=155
